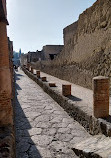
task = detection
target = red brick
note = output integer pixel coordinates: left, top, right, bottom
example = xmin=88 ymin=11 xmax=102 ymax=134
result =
xmin=93 ymin=76 xmax=109 ymax=118
xmin=62 ymin=85 xmax=71 ymax=96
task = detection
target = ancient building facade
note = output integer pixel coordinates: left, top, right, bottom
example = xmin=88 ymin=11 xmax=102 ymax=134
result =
xmin=34 ymin=0 xmax=111 ymax=91
xmin=0 ymin=0 xmax=13 ymax=125
xmin=21 ymin=45 xmax=63 ymax=66
xmin=42 ymin=45 xmax=63 ymax=60
xmin=27 ymin=50 xmax=45 ymax=63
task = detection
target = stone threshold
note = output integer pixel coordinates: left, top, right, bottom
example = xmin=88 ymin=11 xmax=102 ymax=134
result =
xmin=22 ymin=67 xmax=111 ymax=137
xmin=72 ymin=135 xmax=111 ymax=158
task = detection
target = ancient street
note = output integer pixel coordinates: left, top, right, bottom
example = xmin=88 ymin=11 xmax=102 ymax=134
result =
xmin=0 ymin=0 xmax=111 ymax=157
xmin=15 ymin=69 xmax=90 ymax=158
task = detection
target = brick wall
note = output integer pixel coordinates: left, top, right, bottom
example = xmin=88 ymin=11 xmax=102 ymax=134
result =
xmin=0 ymin=22 xmax=12 ymax=98
xmin=0 ymin=1 xmax=15 ymax=157
xmin=0 ymin=22 xmax=10 ymax=67
xmin=2 ymin=0 xmax=7 ymax=17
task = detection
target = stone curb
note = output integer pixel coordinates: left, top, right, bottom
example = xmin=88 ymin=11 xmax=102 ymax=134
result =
xmin=22 ymin=67 xmax=111 ymax=137
xmin=72 ymin=148 xmax=102 ymax=158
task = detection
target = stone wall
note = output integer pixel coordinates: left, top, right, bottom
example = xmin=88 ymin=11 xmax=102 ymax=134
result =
xmin=21 ymin=45 xmax=64 ymax=65
xmin=27 ymin=50 xmax=45 ymax=63
xmin=42 ymin=45 xmax=63 ymax=60
xmin=33 ymin=0 xmax=111 ymax=91
xmin=63 ymin=21 xmax=78 ymax=45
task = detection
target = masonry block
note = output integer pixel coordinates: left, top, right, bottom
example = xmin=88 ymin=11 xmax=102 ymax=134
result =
xmin=36 ymin=70 xmax=40 ymax=78
xmin=62 ymin=84 xmax=71 ymax=96
xmin=42 ymin=77 xmax=47 ymax=82
xmin=0 ymin=22 xmax=10 ymax=67
xmin=0 ymin=91 xmax=13 ymax=125
xmin=49 ymin=83 xmax=56 ymax=87
xmin=26 ymin=63 xmax=30 ymax=71
xmin=31 ymin=67 xmax=33 ymax=74
xmin=0 ymin=21 xmax=13 ymax=125
xmin=93 ymin=76 xmax=109 ymax=118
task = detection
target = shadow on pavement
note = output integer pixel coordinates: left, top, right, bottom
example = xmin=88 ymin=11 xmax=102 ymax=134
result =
xmin=15 ymin=73 xmax=42 ymax=158
xmin=104 ymin=115 xmax=111 ymax=123
xmin=15 ymin=73 xmax=24 ymax=81
xmin=16 ymin=83 xmax=22 ymax=91
xmin=67 ymin=95 xmax=82 ymax=101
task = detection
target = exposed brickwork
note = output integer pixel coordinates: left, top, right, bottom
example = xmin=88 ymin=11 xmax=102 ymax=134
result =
xmin=62 ymin=85 xmax=71 ymax=96
xmin=2 ymin=0 xmax=7 ymax=17
xmin=36 ymin=70 xmax=40 ymax=78
xmin=41 ymin=77 xmax=47 ymax=82
xmin=31 ymin=67 xmax=33 ymax=74
xmin=0 ymin=21 xmax=12 ymax=125
xmin=93 ymin=76 xmax=109 ymax=118
xmin=49 ymin=83 xmax=56 ymax=87
xmin=0 ymin=91 xmax=13 ymax=125
xmin=0 ymin=0 xmax=15 ymax=157
xmin=27 ymin=63 xmax=30 ymax=70
xmin=0 ymin=22 xmax=10 ymax=67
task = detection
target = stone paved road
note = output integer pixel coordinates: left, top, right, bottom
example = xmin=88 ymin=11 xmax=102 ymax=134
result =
xmin=15 ymin=69 xmax=90 ymax=158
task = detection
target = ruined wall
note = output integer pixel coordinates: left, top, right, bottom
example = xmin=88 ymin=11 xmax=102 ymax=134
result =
xmin=63 ymin=21 xmax=78 ymax=45
xmin=28 ymin=51 xmax=45 ymax=62
xmin=33 ymin=0 xmax=111 ymax=90
xmin=21 ymin=54 xmax=27 ymax=66
xmin=42 ymin=45 xmax=63 ymax=60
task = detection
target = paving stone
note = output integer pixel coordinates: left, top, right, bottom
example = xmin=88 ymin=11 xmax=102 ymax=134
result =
xmin=16 ymin=141 xmax=30 ymax=153
xmin=36 ymin=122 xmax=51 ymax=128
xmin=29 ymin=145 xmax=52 ymax=158
xmin=42 ymin=128 xmax=57 ymax=136
xmin=15 ymin=70 xmax=90 ymax=158
xmin=28 ymin=128 xmax=42 ymax=136
xmin=31 ymin=135 xmax=53 ymax=147
xmin=58 ymin=127 xmax=71 ymax=134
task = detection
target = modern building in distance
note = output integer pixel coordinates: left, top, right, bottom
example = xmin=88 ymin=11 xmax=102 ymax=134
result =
xmin=13 ymin=49 xmax=23 ymax=66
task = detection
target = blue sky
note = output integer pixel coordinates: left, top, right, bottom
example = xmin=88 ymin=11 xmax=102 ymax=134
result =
xmin=7 ymin=0 xmax=96 ymax=53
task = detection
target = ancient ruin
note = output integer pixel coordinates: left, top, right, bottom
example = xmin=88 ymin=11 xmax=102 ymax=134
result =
xmin=0 ymin=0 xmax=15 ymax=157
xmin=1 ymin=0 xmax=111 ymax=157
xmin=26 ymin=0 xmax=111 ymax=92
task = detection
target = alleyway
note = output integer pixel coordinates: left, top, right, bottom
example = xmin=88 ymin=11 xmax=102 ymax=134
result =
xmin=15 ymin=69 xmax=90 ymax=158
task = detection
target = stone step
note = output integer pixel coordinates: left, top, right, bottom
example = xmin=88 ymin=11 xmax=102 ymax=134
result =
xmin=72 ymin=135 xmax=111 ymax=158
